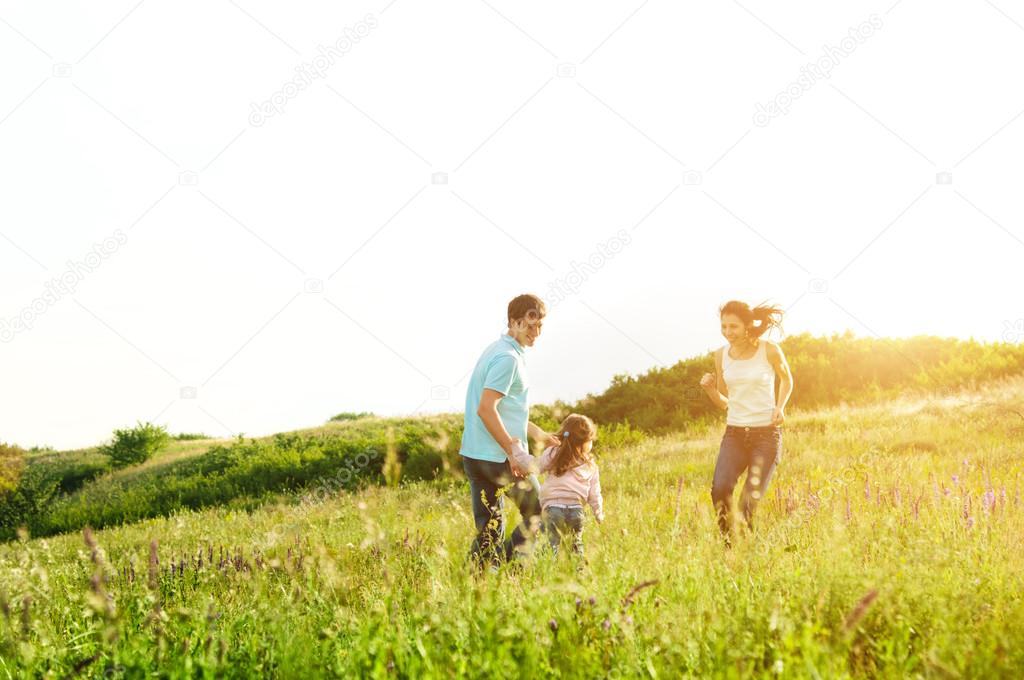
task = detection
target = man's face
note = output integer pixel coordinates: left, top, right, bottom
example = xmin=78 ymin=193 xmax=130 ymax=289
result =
xmin=510 ymin=314 xmax=544 ymax=348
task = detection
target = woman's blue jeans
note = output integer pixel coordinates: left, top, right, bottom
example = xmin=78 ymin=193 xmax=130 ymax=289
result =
xmin=711 ymin=425 xmax=781 ymax=535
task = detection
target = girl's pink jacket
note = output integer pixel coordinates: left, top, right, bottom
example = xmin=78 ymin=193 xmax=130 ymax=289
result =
xmin=537 ymin=446 xmax=604 ymax=522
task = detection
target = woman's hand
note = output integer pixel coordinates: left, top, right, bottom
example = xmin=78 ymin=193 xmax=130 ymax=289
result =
xmin=700 ymin=373 xmax=716 ymax=391
xmin=544 ymin=432 xmax=561 ymax=448
xmin=771 ymin=407 xmax=786 ymax=426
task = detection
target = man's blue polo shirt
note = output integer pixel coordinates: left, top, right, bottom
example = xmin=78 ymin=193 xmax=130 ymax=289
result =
xmin=460 ymin=334 xmax=530 ymax=463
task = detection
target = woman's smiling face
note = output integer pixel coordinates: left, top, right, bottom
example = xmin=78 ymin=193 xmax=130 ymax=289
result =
xmin=720 ymin=313 xmax=748 ymax=345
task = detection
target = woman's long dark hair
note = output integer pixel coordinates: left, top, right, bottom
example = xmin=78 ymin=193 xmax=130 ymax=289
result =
xmin=719 ymin=300 xmax=784 ymax=339
xmin=549 ymin=414 xmax=597 ymax=476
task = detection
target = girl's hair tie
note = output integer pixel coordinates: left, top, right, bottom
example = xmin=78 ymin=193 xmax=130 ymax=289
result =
xmin=562 ymin=431 xmax=570 ymax=438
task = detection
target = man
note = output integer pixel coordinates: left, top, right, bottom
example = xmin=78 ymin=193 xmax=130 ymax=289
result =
xmin=460 ymin=294 xmax=560 ymax=569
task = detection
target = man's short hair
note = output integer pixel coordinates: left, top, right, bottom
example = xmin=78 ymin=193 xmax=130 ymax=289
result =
xmin=507 ymin=294 xmax=546 ymax=326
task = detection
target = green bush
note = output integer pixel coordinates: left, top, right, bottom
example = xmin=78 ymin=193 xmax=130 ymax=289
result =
xmin=0 ymin=448 xmax=111 ymax=541
xmin=330 ymin=412 xmax=375 ymax=422
xmin=173 ymin=432 xmax=210 ymax=441
xmin=529 ymin=401 xmax=575 ymax=433
xmin=0 ymin=443 xmax=25 ymax=496
xmin=100 ymin=421 xmax=171 ymax=469
xmin=402 ymin=451 xmax=443 ymax=481
xmin=0 ymin=463 xmax=59 ymax=540
xmin=595 ymin=421 xmax=646 ymax=452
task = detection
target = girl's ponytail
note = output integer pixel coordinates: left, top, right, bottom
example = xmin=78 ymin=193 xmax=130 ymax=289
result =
xmin=550 ymin=414 xmax=597 ymax=476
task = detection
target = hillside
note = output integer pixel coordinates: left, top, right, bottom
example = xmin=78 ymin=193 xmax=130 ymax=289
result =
xmin=1 ymin=376 xmax=1022 ymax=676
xmin=3 ymin=333 xmax=1024 ymax=543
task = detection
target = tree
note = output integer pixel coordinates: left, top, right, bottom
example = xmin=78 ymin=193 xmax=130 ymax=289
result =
xmin=100 ymin=422 xmax=171 ymax=469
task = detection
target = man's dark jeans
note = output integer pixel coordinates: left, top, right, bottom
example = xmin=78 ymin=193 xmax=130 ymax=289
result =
xmin=711 ymin=425 xmax=781 ymax=535
xmin=462 ymin=455 xmax=543 ymax=567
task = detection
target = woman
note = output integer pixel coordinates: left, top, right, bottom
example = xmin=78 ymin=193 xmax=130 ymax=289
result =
xmin=700 ymin=300 xmax=793 ymax=540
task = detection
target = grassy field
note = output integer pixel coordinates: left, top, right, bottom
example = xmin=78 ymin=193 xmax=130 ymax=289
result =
xmin=1 ymin=376 xmax=1022 ymax=678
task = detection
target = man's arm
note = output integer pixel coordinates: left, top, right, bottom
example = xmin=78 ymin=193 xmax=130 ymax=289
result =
xmin=477 ymin=388 xmax=514 ymax=455
xmin=477 ymin=389 xmax=535 ymax=476
xmin=528 ymin=422 xmax=561 ymax=449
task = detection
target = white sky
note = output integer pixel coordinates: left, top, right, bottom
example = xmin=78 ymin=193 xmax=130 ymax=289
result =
xmin=1 ymin=1 xmax=1023 ymax=450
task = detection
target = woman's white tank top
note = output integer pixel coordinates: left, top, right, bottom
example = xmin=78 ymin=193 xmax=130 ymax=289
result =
xmin=721 ymin=341 xmax=775 ymax=426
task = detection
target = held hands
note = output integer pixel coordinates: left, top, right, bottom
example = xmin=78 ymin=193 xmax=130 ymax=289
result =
xmin=771 ymin=407 xmax=786 ymax=426
xmin=506 ymin=438 xmax=538 ymax=478
xmin=700 ymin=373 xmax=716 ymax=391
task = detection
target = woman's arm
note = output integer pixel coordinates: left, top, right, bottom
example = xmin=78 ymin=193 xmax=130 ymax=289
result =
xmin=700 ymin=348 xmax=729 ymax=411
xmin=767 ymin=342 xmax=793 ymax=425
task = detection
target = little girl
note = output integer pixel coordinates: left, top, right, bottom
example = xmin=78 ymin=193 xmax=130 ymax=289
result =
xmin=537 ymin=414 xmax=604 ymax=557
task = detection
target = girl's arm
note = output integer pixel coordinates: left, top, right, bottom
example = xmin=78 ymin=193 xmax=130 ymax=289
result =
xmin=537 ymin=446 xmax=556 ymax=473
xmin=587 ymin=467 xmax=604 ymax=523
xmin=767 ymin=342 xmax=793 ymax=425
xmin=700 ymin=348 xmax=729 ymax=411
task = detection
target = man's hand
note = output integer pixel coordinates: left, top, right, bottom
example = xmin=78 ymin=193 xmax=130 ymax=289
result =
xmin=771 ymin=407 xmax=786 ymax=426
xmin=528 ymin=421 xmax=562 ymax=450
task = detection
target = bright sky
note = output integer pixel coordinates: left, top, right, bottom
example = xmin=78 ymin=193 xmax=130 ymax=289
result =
xmin=2 ymin=1 xmax=1023 ymax=450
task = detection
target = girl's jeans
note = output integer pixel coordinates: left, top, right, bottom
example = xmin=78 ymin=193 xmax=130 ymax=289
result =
xmin=544 ymin=505 xmax=585 ymax=556
xmin=711 ymin=425 xmax=781 ymax=534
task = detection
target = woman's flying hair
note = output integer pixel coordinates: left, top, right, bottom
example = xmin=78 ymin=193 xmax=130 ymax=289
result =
xmin=719 ymin=300 xmax=784 ymax=339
